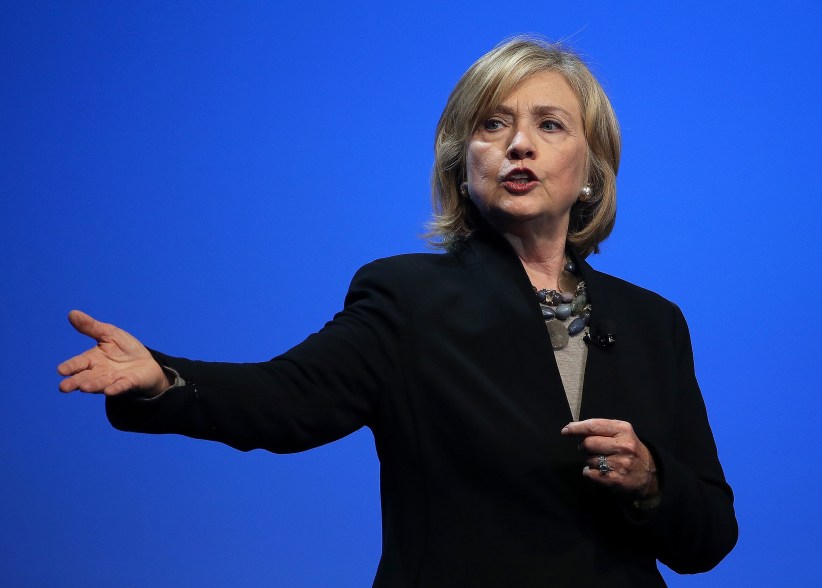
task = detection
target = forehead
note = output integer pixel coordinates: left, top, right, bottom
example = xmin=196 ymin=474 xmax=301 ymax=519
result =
xmin=496 ymin=70 xmax=581 ymax=117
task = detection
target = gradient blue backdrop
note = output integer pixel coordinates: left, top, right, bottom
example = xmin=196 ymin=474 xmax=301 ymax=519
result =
xmin=2 ymin=1 xmax=820 ymax=586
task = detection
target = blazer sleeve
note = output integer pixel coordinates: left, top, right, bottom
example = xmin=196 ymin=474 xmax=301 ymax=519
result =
xmin=105 ymin=259 xmax=405 ymax=453
xmin=637 ymin=303 xmax=738 ymax=573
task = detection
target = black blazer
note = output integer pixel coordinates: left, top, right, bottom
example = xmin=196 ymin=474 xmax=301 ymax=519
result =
xmin=108 ymin=227 xmax=737 ymax=587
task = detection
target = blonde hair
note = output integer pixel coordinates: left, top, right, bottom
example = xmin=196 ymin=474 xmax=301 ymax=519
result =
xmin=427 ymin=36 xmax=621 ymax=257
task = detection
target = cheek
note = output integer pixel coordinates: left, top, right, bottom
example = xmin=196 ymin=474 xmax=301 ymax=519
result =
xmin=466 ymin=142 xmax=496 ymax=183
xmin=550 ymin=145 xmax=588 ymax=183
xmin=570 ymin=144 xmax=588 ymax=176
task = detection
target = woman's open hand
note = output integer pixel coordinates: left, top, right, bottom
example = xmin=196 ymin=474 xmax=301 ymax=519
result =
xmin=561 ymin=419 xmax=659 ymax=498
xmin=57 ymin=310 xmax=170 ymax=397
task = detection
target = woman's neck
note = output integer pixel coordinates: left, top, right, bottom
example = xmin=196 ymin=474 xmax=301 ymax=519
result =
xmin=500 ymin=229 xmax=568 ymax=292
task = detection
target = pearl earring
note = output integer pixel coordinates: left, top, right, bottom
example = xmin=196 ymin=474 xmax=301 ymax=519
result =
xmin=580 ymin=185 xmax=593 ymax=200
xmin=460 ymin=182 xmax=469 ymax=197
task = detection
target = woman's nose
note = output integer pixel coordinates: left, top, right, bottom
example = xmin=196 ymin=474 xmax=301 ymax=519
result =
xmin=506 ymin=130 xmax=536 ymax=161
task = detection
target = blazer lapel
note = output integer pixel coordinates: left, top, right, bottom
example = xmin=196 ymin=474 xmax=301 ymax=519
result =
xmin=461 ymin=228 xmax=574 ymax=427
xmin=573 ymin=253 xmax=628 ymax=421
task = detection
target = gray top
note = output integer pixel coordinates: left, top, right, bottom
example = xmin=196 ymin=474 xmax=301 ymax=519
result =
xmin=553 ymin=320 xmax=588 ymax=421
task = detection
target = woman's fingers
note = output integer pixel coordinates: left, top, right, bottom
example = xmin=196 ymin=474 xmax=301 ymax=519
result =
xmin=561 ymin=418 xmax=658 ymax=496
xmin=562 ymin=418 xmax=627 ymax=438
xmin=58 ymin=351 xmax=110 ymax=393
xmin=584 ymin=452 xmax=641 ymax=474
xmin=57 ymin=352 xmax=91 ymax=377
xmin=67 ymin=310 xmax=116 ymax=341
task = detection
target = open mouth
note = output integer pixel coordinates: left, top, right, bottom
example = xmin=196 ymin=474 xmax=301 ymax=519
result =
xmin=502 ymin=168 xmax=538 ymax=192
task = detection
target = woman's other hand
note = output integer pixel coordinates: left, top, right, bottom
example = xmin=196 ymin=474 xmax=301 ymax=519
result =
xmin=57 ymin=310 xmax=170 ymax=397
xmin=561 ymin=419 xmax=659 ymax=498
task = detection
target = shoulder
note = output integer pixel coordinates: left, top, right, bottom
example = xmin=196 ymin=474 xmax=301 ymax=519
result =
xmin=343 ymin=250 xmax=483 ymax=319
xmin=584 ymin=264 xmax=690 ymax=337
xmin=350 ymin=251 xmax=463 ymax=289
xmin=589 ymin=267 xmax=678 ymax=308
xmin=358 ymin=251 xmax=460 ymax=272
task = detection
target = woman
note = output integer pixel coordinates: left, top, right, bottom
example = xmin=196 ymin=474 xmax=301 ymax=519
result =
xmin=58 ymin=37 xmax=737 ymax=586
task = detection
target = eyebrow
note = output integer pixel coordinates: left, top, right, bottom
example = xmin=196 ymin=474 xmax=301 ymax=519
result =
xmin=491 ymin=104 xmax=574 ymax=119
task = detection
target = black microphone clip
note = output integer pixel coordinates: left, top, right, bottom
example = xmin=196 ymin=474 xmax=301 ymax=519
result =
xmin=584 ymin=319 xmax=617 ymax=350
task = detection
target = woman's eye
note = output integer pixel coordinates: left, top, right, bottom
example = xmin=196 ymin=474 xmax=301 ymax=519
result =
xmin=483 ymin=119 xmax=504 ymax=131
xmin=540 ymin=120 xmax=563 ymax=131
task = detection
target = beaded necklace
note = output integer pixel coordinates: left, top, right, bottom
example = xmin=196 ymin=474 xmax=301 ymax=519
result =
xmin=534 ymin=260 xmax=592 ymax=350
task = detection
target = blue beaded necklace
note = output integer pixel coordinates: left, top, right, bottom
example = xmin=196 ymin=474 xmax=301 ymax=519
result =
xmin=534 ymin=260 xmax=591 ymax=350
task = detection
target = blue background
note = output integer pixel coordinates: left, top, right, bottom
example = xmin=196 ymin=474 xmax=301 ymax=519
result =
xmin=2 ymin=1 xmax=820 ymax=586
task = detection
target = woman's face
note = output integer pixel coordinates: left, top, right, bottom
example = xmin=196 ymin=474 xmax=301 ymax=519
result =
xmin=465 ymin=70 xmax=588 ymax=236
